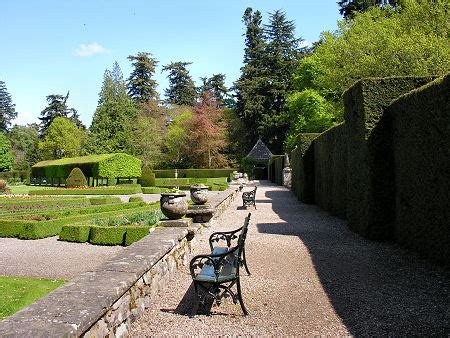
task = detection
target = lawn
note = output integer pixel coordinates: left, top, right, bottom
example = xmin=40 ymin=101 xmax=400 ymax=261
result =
xmin=0 ymin=276 xmax=64 ymax=319
xmin=7 ymin=185 xmax=51 ymax=195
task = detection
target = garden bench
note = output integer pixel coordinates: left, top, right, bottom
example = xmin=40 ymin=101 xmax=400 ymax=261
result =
xmin=242 ymin=186 xmax=257 ymax=209
xmin=189 ymin=213 xmax=251 ymax=316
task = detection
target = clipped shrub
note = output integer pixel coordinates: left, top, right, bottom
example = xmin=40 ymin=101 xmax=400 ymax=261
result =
xmin=29 ymin=185 xmax=142 ymax=195
xmin=59 ymin=225 xmax=91 ymax=243
xmin=89 ymin=196 xmax=122 ymax=205
xmin=89 ymin=226 xmax=127 ymax=246
xmin=142 ymin=187 xmax=168 ymax=194
xmin=139 ymin=167 xmax=156 ymax=187
xmin=124 ymin=226 xmax=150 ymax=246
xmin=66 ymin=167 xmax=87 ymax=188
xmin=0 ymin=179 xmax=10 ymax=194
xmin=152 ymin=169 xmax=236 ymax=179
xmin=128 ymin=196 xmax=144 ymax=203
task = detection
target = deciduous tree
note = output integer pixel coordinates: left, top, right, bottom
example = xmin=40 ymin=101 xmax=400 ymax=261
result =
xmin=39 ymin=91 xmax=80 ymax=135
xmin=8 ymin=124 xmax=40 ymax=169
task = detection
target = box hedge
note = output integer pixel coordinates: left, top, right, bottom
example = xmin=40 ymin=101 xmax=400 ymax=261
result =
xmin=31 ymin=153 xmax=141 ymax=181
xmin=123 ymin=226 xmax=150 ymax=246
xmin=128 ymin=196 xmax=144 ymax=203
xmin=268 ymin=155 xmax=284 ymax=185
xmin=89 ymin=196 xmax=122 ymax=205
xmin=59 ymin=225 xmax=91 ymax=243
xmin=29 ymin=184 xmax=142 ymax=195
xmin=139 ymin=167 xmax=155 ymax=187
xmin=152 ymin=169 xmax=236 ymax=179
xmin=89 ymin=226 xmax=127 ymax=245
xmin=290 ymin=139 xmax=316 ymax=204
xmin=344 ymin=76 xmax=433 ymax=239
xmin=142 ymin=187 xmax=167 ymax=194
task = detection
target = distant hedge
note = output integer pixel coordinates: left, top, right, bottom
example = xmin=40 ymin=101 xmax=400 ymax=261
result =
xmin=152 ymin=169 xmax=236 ymax=179
xmin=31 ymin=153 xmax=141 ymax=180
xmin=290 ymin=135 xmax=316 ymax=204
xmin=0 ymin=170 xmax=29 ymax=183
xmin=29 ymin=185 xmax=142 ymax=195
xmin=89 ymin=196 xmax=122 ymax=205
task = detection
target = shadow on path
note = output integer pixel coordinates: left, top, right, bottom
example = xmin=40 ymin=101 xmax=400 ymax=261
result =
xmin=257 ymin=188 xmax=450 ymax=336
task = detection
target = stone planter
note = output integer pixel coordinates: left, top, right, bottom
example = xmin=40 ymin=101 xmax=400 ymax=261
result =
xmin=160 ymin=192 xmax=188 ymax=220
xmin=190 ymin=185 xmax=209 ymax=205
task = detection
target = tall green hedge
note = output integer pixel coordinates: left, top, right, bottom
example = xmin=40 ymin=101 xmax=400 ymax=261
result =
xmin=31 ymin=153 xmax=141 ymax=179
xmin=387 ymin=74 xmax=449 ymax=266
xmin=152 ymin=169 xmax=236 ymax=179
xmin=290 ymin=133 xmax=318 ymax=203
xmin=268 ymin=155 xmax=284 ymax=185
xmin=313 ymin=124 xmax=347 ymax=219
xmin=344 ymin=76 xmax=433 ymax=239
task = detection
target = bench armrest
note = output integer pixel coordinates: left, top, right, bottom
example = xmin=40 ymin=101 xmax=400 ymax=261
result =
xmin=209 ymin=227 xmax=243 ymax=251
xmin=190 ymin=246 xmax=239 ymax=279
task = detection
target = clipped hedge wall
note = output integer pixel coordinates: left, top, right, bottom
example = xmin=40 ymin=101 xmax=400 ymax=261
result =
xmin=59 ymin=225 xmax=91 ymax=243
xmin=268 ymin=155 xmax=284 ymax=185
xmin=128 ymin=196 xmax=144 ymax=203
xmin=89 ymin=226 xmax=126 ymax=246
xmin=31 ymin=153 xmax=141 ymax=180
xmin=344 ymin=76 xmax=433 ymax=239
xmin=142 ymin=187 xmax=168 ymax=194
xmin=388 ymin=74 xmax=450 ymax=266
xmin=152 ymin=169 xmax=236 ymax=179
xmin=123 ymin=226 xmax=150 ymax=246
xmin=29 ymin=185 xmax=142 ymax=195
xmin=314 ymin=124 xmax=347 ymax=219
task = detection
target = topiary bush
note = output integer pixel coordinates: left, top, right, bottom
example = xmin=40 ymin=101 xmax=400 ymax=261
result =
xmin=139 ymin=167 xmax=156 ymax=187
xmin=66 ymin=167 xmax=87 ymax=188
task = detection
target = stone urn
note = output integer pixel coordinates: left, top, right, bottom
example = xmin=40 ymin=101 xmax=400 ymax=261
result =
xmin=190 ymin=184 xmax=209 ymax=205
xmin=160 ymin=191 xmax=188 ymax=220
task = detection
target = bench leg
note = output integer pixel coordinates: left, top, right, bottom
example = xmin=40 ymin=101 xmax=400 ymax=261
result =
xmin=243 ymin=248 xmax=251 ymax=275
xmin=190 ymin=282 xmax=200 ymax=318
xmin=236 ymin=278 xmax=249 ymax=316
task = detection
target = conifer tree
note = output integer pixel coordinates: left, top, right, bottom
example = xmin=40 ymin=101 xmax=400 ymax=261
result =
xmin=338 ymin=0 xmax=399 ymax=19
xmin=199 ymin=74 xmax=230 ymax=106
xmin=39 ymin=91 xmax=79 ymax=135
xmin=162 ymin=61 xmax=197 ymax=106
xmin=0 ymin=80 xmax=17 ymax=132
xmin=127 ymin=52 xmax=159 ymax=103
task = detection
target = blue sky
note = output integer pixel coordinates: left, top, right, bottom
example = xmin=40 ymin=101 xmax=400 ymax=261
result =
xmin=1 ymin=1 xmax=341 ymax=127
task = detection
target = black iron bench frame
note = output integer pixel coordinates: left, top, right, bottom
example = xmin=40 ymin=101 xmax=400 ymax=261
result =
xmin=189 ymin=213 xmax=251 ymax=316
xmin=242 ymin=186 xmax=257 ymax=209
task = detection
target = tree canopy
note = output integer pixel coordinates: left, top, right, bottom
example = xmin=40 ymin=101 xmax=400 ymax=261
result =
xmin=0 ymin=133 xmax=13 ymax=171
xmin=39 ymin=91 xmax=81 ymax=135
xmin=127 ymin=52 xmax=159 ymax=103
xmin=0 ymin=81 xmax=17 ymax=132
xmin=162 ymin=61 xmax=197 ymax=106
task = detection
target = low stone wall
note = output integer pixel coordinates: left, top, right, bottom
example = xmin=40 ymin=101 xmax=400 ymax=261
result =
xmin=0 ymin=187 xmax=240 ymax=337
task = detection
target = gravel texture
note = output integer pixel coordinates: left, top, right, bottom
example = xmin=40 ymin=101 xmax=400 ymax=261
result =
xmin=0 ymin=236 xmax=123 ymax=279
xmin=130 ymin=181 xmax=450 ymax=336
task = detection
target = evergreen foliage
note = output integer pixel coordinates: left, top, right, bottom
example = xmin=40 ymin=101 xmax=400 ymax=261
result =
xmin=66 ymin=167 xmax=87 ymax=188
xmin=0 ymin=80 xmax=17 ymax=132
xmin=338 ymin=0 xmax=399 ymax=19
xmin=39 ymin=91 xmax=80 ymax=135
xmin=127 ymin=52 xmax=159 ymax=103
xmin=89 ymin=62 xmax=138 ymax=154
xmin=162 ymin=62 xmax=197 ymax=106
xmin=0 ymin=133 xmax=13 ymax=171
xmin=199 ymin=74 xmax=230 ymax=106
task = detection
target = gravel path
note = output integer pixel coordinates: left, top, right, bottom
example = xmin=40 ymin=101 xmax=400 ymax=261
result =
xmin=130 ymin=181 xmax=450 ymax=336
xmin=0 ymin=237 xmax=123 ymax=280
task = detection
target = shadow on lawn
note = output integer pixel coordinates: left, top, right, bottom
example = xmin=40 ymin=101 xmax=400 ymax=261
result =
xmin=256 ymin=189 xmax=450 ymax=336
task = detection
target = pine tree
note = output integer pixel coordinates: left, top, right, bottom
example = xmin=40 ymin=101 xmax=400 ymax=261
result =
xmin=337 ymin=0 xmax=399 ymax=19
xmin=234 ymin=8 xmax=268 ymax=150
xmin=39 ymin=91 xmax=78 ymax=135
xmin=127 ymin=52 xmax=159 ymax=103
xmin=199 ymin=74 xmax=230 ymax=106
xmin=0 ymin=81 xmax=17 ymax=132
xmin=263 ymin=10 xmax=302 ymax=152
xmin=162 ymin=61 xmax=197 ymax=106
xmin=88 ymin=62 xmax=138 ymax=154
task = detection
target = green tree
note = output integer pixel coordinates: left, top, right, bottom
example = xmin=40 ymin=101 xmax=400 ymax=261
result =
xmin=284 ymin=89 xmax=335 ymax=151
xmin=234 ymin=8 xmax=268 ymax=150
xmin=262 ymin=9 xmax=302 ymax=153
xmin=0 ymin=133 xmax=13 ymax=171
xmin=162 ymin=62 xmax=197 ymax=106
xmin=127 ymin=52 xmax=159 ymax=103
xmin=0 ymin=80 xmax=17 ymax=132
xmin=8 ymin=124 xmax=40 ymax=169
xmin=89 ymin=62 xmax=138 ymax=154
xmin=338 ymin=0 xmax=400 ymax=19
xmin=129 ymin=113 xmax=163 ymax=169
xmin=163 ymin=109 xmax=192 ymax=168
xmin=309 ymin=0 xmax=450 ymax=96
xmin=38 ymin=117 xmax=85 ymax=160
xmin=199 ymin=74 xmax=230 ymax=105
xmin=39 ymin=91 xmax=80 ymax=135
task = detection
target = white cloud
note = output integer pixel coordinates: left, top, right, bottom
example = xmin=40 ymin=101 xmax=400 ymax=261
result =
xmin=75 ymin=42 xmax=108 ymax=57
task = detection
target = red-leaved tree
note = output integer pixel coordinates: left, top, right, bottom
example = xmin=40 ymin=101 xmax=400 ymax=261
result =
xmin=186 ymin=91 xmax=229 ymax=168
